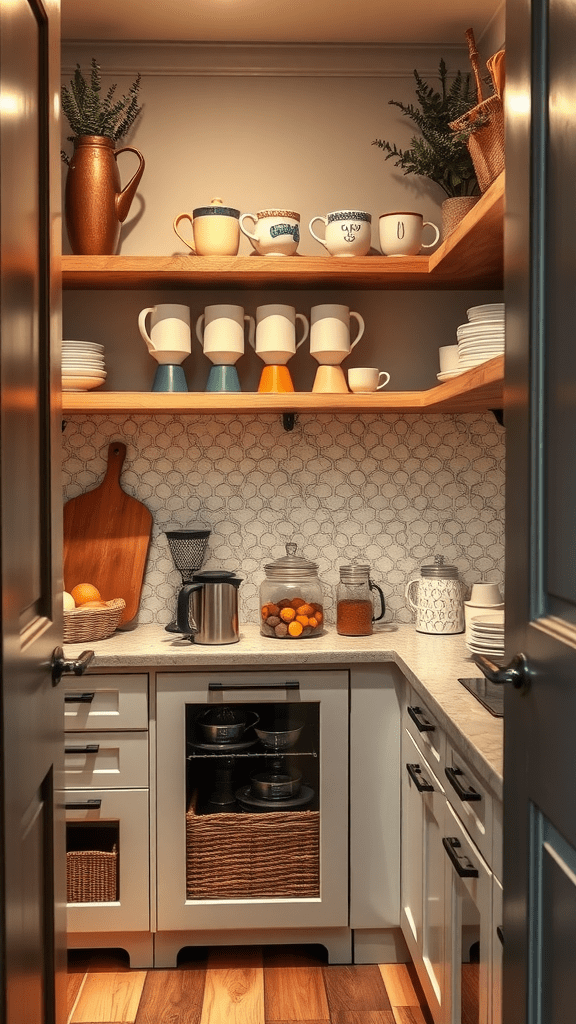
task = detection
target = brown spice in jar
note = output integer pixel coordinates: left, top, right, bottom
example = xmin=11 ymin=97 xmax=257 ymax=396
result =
xmin=337 ymin=599 xmax=373 ymax=636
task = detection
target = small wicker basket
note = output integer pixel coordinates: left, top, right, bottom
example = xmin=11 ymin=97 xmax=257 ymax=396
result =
xmin=449 ymin=30 xmax=505 ymax=194
xmin=67 ymin=846 xmax=118 ymax=903
xmin=63 ymin=597 xmax=126 ymax=643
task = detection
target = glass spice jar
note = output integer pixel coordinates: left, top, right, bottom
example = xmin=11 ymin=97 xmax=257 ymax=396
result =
xmin=336 ymin=562 xmax=385 ymax=636
xmin=260 ymin=543 xmax=324 ymax=639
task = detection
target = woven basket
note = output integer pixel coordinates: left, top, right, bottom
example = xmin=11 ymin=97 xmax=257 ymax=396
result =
xmin=63 ymin=597 xmax=126 ymax=643
xmin=186 ymin=796 xmax=320 ymax=900
xmin=67 ymin=846 xmax=118 ymax=902
xmin=449 ymin=30 xmax=505 ymax=193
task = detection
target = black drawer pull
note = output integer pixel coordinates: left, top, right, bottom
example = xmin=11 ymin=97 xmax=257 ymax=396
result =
xmin=445 ymin=765 xmax=482 ymax=802
xmin=64 ymin=799 xmax=101 ymax=811
xmin=407 ymin=705 xmax=435 ymax=732
xmin=64 ymin=744 xmax=99 ymax=755
xmin=443 ymin=836 xmax=479 ymax=878
xmin=64 ymin=692 xmax=95 ymax=704
xmin=208 ymin=681 xmax=300 ymax=691
xmin=406 ymin=762 xmax=434 ymax=792
xmin=497 ymin=926 xmax=504 ymax=946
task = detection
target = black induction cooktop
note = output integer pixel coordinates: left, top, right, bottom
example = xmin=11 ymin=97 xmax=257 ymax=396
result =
xmin=458 ymin=677 xmax=504 ymax=717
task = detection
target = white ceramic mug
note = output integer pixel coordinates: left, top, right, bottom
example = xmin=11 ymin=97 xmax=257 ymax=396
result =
xmin=469 ymin=582 xmax=503 ymax=606
xmin=348 ymin=367 xmax=390 ymax=393
xmin=309 ymin=304 xmax=365 ymax=365
xmin=239 ymin=209 xmax=300 ymax=256
xmin=379 ymin=212 xmax=440 ymax=256
xmin=251 ymin=305 xmax=309 ymax=365
xmin=439 ymin=345 xmax=460 ymax=372
xmin=309 ymin=209 xmax=372 ymax=257
xmin=138 ymin=304 xmax=191 ymax=364
xmin=195 ymin=304 xmax=255 ymax=366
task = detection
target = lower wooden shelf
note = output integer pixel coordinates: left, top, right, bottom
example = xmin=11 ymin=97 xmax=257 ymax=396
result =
xmin=61 ymin=356 xmax=503 ymax=416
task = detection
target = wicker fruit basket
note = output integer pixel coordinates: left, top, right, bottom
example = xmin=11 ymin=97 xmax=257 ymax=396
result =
xmin=67 ymin=846 xmax=118 ymax=902
xmin=186 ymin=795 xmax=320 ymax=900
xmin=449 ymin=29 xmax=505 ymax=193
xmin=63 ymin=597 xmax=126 ymax=643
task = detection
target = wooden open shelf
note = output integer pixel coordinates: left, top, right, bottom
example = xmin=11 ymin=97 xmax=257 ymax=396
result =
xmin=61 ymin=355 xmax=504 ymax=416
xmin=62 ymin=174 xmax=504 ymax=292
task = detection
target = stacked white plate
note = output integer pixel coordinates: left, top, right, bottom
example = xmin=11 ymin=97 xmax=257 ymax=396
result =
xmin=437 ymin=303 xmax=505 ymax=381
xmin=62 ymin=340 xmax=107 ymax=392
xmin=466 ymin=609 xmax=505 ymax=658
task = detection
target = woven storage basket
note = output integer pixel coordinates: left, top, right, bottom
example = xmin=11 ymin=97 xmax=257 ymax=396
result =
xmin=63 ymin=597 xmax=126 ymax=643
xmin=186 ymin=796 xmax=320 ymax=900
xmin=67 ymin=846 xmax=118 ymax=902
xmin=449 ymin=30 xmax=505 ymax=193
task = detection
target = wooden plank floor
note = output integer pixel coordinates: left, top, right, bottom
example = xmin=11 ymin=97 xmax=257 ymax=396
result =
xmin=66 ymin=947 xmax=434 ymax=1024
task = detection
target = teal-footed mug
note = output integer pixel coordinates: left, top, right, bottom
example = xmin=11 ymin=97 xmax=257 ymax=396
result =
xmin=152 ymin=364 xmax=188 ymax=392
xmin=206 ymin=365 xmax=241 ymax=393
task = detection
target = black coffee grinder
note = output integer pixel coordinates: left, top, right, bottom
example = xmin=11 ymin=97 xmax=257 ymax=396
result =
xmin=165 ymin=525 xmax=211 ymax=631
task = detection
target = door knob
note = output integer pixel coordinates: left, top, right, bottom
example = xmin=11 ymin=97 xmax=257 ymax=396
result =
xmin=473 ymin=652 xmax=530 ymax=689
xmin=51 ymin=646 xmax=94 ymax=686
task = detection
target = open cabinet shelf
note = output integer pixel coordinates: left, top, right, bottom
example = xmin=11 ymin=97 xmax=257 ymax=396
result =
xmin=61 ymin=174 xmax=504 ymax=292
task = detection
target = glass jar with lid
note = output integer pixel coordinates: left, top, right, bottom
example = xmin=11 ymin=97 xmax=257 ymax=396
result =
xmin=260 ymin=543 xmax=324 ymax=639
xmin=336 ymin=561 xmax=385 ymax=636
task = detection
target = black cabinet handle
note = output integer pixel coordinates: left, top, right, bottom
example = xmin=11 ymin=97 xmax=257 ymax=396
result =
xmin=64 ymin=799 xmax=101 ymax=810
xmin=445 ymin=766 xmax=481 ymax=802
xmin=52 ymin=647 xmax=94 ymax=685
xmin=442 ymin=836 xmax=479 ymax=878
xmin=208 ymin=681 xmax=300 ymax=691
xmin=497 ymin=926 xmax=504 ymax=946
xmin=407 ymin=705 xmax=435 ymax=732
xmin=64 ymin=692 xmax=95 ymax=704
xmin=406 ymin=762 xmax=434 ymax=792
xmin=64 ymin=744 xmax=99 ymax=755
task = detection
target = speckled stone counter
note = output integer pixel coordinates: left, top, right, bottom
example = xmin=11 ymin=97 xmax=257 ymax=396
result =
xmin=64 ymin=621 xmax=503 ymax=799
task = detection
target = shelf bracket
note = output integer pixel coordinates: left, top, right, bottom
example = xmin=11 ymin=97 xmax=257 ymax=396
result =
xmin=282 ymin=412 xmax=297 ymax=432
xmin=489 ymin=409 xmax=504 ymax=427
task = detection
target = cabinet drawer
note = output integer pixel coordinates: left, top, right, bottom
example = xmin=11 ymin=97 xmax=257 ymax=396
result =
xmin=63 ymin=788 xmax=150 ymax=934
xmin=404 ymin=688 xmax=445 ymax=772
xmin=444 ymin=739 xmax=493 ymax=866
xmin=64 ymin=674 xmax=148 ymax=731
xmin=61 ymin=731 xmax=148 ymax=790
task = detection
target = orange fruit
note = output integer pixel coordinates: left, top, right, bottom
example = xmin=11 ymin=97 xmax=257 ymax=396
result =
xmin=280 ymin=606 xmax=296 ymax=622
xmin=288 ymin=620 xmax=303 ymax=636
xmin=70 ymin=583 xmax=101 ymax=606
xmin=80 ymin=600 xmax=108 ymax=609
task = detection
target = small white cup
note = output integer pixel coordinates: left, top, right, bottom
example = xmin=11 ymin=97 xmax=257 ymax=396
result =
xmin=310 ymin=304 xmax=365 ymax=365
xmin=348 ymin=367 xmax=390 ymax=392
xmin=309 ymin=209 xmax=372 ymax=257
xmin=138 ymin=304 xmax=191 ymax=364
xmin=195 ymin=304 xmax=255 ymax=366
xmin=239 ymin=209 xmax=300 ymax=256
xmin=469 ymin=582 xmax=503 ymax=606
xmin=439 ymin=345 xmax=460 ymax=372
xmin=252 ymin=305 xmax=309 ymax=365
xmin=379 ymin=212 xmax=440 ymax=256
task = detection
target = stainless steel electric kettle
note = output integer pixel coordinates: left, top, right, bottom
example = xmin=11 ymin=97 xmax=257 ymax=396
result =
xmin=174 ymin=569 xmax=242 ymax=644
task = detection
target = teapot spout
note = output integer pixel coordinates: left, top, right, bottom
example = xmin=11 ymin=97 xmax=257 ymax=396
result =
xmin=114 ymin=146 xmax=145 ymax=224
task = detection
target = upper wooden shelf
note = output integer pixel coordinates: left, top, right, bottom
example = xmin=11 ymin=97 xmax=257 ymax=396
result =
xmin=62 ymin=355 xmax=504 ymax=416
xmin=61 ymin=174 xmax=504 ymax=292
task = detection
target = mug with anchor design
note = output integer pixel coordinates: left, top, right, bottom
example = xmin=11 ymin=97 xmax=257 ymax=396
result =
xmin=239 ymin=209 xmax=300 ymax=256
xmin=378 ymin=211 xmax=440 ymax=256
xmin=309 ymin=209 xmax=372 ymax=256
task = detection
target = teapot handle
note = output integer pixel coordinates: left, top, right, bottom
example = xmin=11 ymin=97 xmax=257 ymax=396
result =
xmin=176 ymin=583 xmax=202 ymax=634
xmin=173 ymin=212 xmax=197 ymax=253
xmin=369 ymin=579 xmax=386 ymax=623
xmin=405 ymin=579 xmax=419 ymax=614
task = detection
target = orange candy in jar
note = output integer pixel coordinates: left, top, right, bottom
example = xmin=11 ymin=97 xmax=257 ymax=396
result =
xmin=260 ymin=543 xmax=324 ymax=639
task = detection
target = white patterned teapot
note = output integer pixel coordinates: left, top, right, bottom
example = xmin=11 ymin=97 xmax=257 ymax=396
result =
xmin=405 ymin=555 xmax=466 ymax=635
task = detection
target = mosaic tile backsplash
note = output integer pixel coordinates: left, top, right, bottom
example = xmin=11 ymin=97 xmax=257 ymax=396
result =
xmin=62 ymin=413 xmax=505 ymax=628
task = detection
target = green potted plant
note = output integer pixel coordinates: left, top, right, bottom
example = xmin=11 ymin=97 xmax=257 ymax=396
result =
xmin=373 ymin=60 xmax=481 ymax=238
xmin=62 ymin=59 xmax=145 ymax=255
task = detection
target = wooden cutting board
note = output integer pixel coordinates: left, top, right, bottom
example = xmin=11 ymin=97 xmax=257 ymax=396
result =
xmin=63 ymin=442 xmax=153 ymax=625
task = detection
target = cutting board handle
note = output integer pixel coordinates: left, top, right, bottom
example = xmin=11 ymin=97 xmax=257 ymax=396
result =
xmin=103 ymin=442 xmax=127 ymax=488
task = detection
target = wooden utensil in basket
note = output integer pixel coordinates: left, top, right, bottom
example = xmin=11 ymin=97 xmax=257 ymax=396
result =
xmin=449 ymin=28 xmax=505 ymax=193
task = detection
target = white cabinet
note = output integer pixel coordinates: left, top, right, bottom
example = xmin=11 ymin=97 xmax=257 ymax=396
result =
xmin=400 ymin=683 xmax=503 ymax=1024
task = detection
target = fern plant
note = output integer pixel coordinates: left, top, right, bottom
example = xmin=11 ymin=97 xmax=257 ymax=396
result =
xmin=373 ymin=60 xmax=480 ymax=198
xmin=61 ymin=59 xmax=142 ymax=164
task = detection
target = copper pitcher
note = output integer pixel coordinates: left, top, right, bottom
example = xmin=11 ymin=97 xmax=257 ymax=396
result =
xmin=65 ymin=135 xmax=145 ymax=255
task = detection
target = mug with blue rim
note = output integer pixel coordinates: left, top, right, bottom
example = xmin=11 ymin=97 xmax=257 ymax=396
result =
xmin=309 ymin=209 xmax=372 ymax=257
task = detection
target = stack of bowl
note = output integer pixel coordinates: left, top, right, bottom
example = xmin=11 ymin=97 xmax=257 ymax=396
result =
xmin=62 ymin=340 xmax=107 ymax=392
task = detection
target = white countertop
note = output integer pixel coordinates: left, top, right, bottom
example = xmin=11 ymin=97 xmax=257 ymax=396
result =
xmin=64 ymin=621 xmax=503 ymax=799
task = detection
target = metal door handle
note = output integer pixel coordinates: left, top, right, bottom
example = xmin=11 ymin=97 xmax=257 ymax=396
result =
xmin=52 ymin=646 xmax=94 ymax=685
xmin=208 ymin=681 xmax=300 ymax=691
xmin=474 ymin=652 xmax=530 ymax=689
xmin=407 ymin=705 xmax=435 ymax=732
xmin=445 ymin=765 xmax=481 ymax=802
xmin=64 ymin=799 xmax=101 ymax=810
xmin=442 ymin=836 xmax=479 ymax=878
xmin=406 ymin=763 xmax=434 ymax=792
xmin=64 ymin=744 xmax=99 ymax=755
